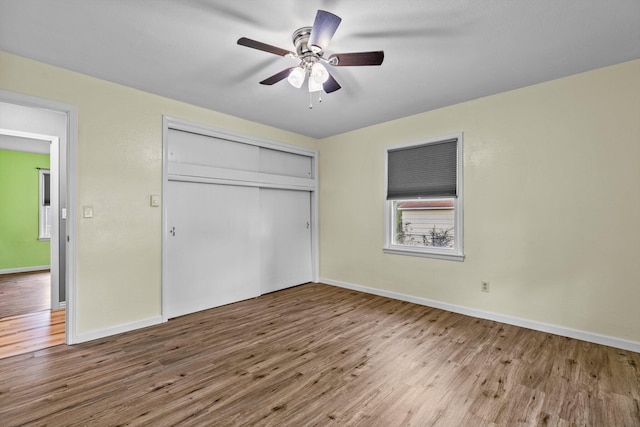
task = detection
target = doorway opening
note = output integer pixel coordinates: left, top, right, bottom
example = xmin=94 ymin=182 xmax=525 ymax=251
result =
xmin=0 ymin=91 xmax=78 ymax=356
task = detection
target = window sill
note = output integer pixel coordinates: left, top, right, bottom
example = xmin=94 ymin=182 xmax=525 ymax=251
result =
xmin=383 ymin=247 xmax=465 ymax=262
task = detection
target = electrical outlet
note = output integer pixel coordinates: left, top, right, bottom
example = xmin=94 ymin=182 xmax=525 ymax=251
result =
xmin=481 ymin=281 xmax=490 ymax=293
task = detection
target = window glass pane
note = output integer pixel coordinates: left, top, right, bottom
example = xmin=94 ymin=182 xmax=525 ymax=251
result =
xmin=43 ymin=205 xmax=52 ymax=238
xmin=392 ymin=198 xmax=455 ymax=249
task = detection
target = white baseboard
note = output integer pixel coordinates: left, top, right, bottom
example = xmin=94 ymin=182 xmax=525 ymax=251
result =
xmin=0 ymin=265 xmax=50 ymax=275
xmin=76 ymin=316 xmax=163 ymax=344
xmin=320 ymin=278 xmax=640 ymax=353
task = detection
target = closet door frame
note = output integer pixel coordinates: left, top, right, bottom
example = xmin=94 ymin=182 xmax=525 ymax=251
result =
xmin=161 ymin=116 xmax=319 ymax=322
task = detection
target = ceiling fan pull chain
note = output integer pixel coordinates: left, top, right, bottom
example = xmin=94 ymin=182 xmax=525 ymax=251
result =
xmin=318 ymin=92 xmax=322 ymax=103
xmin=309 ymin=92 xmax=313 ymax=109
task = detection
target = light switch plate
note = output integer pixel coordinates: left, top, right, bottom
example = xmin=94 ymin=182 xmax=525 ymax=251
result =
xmin=83 ymin=205 xmax=94 ymax=218
xmin=150 ymin=195 xmax=160 ymax=207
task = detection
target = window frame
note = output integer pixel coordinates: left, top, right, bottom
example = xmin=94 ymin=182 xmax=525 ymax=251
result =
xmin=383 ymin=133 xmax=464 ymax=261
xmin=38 ymin=168 xmax=51 ymax=241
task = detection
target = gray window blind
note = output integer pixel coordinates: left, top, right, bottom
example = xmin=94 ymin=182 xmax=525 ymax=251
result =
xmin=43 ymin=172 xmax=50 ymax=206
xmin=387 ymin=138 xmax=457 ymax=199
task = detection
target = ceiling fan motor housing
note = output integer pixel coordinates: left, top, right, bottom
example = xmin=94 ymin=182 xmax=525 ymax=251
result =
xmin=292 ymin=27 xmax=320 ymax=69
xmin=293 ymin=27 xmax=313 ymax=55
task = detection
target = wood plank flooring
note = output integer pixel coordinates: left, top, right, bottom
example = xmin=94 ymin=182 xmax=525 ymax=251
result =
xmin=0 ymin=283 xmax=638 ymax=426
xmin=0 ymin=271 xmax=64 ymax=359
xmin=0 ymin=270 xmax=50 ymax=318
xmin=0 ymin=309 xmax=66 ymax=359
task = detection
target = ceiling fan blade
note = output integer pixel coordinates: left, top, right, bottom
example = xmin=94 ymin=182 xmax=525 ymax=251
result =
xmin=308 ymin=10 xmax=342 ymax=52
xmin=237 ymin=37 xmax=294 ymax=57
xmin=259 ymin=68 xmax=295 ymax=85
xmin=323 ymin=73 xmax=341 ymax=93
xmin=328 ymin=51 xmax=384 ymax=66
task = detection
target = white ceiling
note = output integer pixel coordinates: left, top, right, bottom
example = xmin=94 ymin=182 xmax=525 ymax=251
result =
xmin=1 ymin=0 xmax=638 ymax=139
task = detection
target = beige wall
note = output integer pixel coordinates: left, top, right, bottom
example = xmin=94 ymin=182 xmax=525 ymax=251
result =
xmin=0 ymin=51 xmax=317 ymax=336
xmin=319 ymin=60 xmax=640 ymax=343
xmin=2 ymin=50 xmax=638 ymax=345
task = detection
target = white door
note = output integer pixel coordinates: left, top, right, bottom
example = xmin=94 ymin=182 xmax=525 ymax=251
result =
xmin=165 ymin=180 xmax=261 ymax=319
xmin=260 ymin=189 xmax=312 ymax=293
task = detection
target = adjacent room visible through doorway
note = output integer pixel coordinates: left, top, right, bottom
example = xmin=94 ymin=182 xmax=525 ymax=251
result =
xmin=0 ymin=93 xmax=77 ymax=353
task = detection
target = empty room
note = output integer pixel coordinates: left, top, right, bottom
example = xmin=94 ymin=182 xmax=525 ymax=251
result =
xmin=0 ymin=1 xmax=639 ymax=426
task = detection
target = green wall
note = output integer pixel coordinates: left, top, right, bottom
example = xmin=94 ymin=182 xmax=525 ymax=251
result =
xmin=0 ymin=149 xmax=50 ymax=270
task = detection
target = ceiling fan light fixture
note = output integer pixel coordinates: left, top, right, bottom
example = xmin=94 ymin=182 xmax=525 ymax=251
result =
xmin=287 ymin=66 xmax=306 ymax=88
xmin=308 ymin=76 xmax=323 ymax=93
xmin=310 ymin=62 xmax=329 ymax=84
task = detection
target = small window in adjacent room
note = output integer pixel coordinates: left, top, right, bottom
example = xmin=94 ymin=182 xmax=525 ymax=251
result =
xmin=384 ymin=134 xmax=464 ymax=261
xmin=38 ymin=168 xmax=51 ymax=241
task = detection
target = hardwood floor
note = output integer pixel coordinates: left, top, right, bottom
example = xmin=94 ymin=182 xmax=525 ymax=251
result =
xmin=0 ymin=309 xmax=66 ymax=359
xmin=0 ymin=271 xmax=64 ymax=359
xmin=0 ymin=270 xmax=50 ymax=318
xmin=0 ymin=283 xmax=638 ymax=426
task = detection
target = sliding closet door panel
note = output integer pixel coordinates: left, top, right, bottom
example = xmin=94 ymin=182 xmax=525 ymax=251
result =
xmin=259 ymin=147 xmax=312 ymax=178
xmin=260 ymin=189 xmax=312 ymax=294
xmin=166 ymin=180 xmax=260 ymax=319
xmin=168 ymin=129 xmax=259 ymax=171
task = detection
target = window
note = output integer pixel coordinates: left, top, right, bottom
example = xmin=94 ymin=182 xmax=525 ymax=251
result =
xmin=384 ymin=134 xmax=464 ymax=261
xmin=38 ymin=169 xmax=51 ymax=241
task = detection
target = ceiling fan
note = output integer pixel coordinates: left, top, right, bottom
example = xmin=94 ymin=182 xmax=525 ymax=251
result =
xmin=237 ymin=10 xmax=384 ymax=100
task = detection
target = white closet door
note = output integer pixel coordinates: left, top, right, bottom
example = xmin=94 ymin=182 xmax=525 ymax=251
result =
xmin=260 ymin=189 xmax=312 ymax=294
xmin=166 ymin=180 xmax=261 ymax=319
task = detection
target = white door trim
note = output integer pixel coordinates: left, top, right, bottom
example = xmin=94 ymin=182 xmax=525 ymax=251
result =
xmin=0 ymin=90 xmax=79 ymax=345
